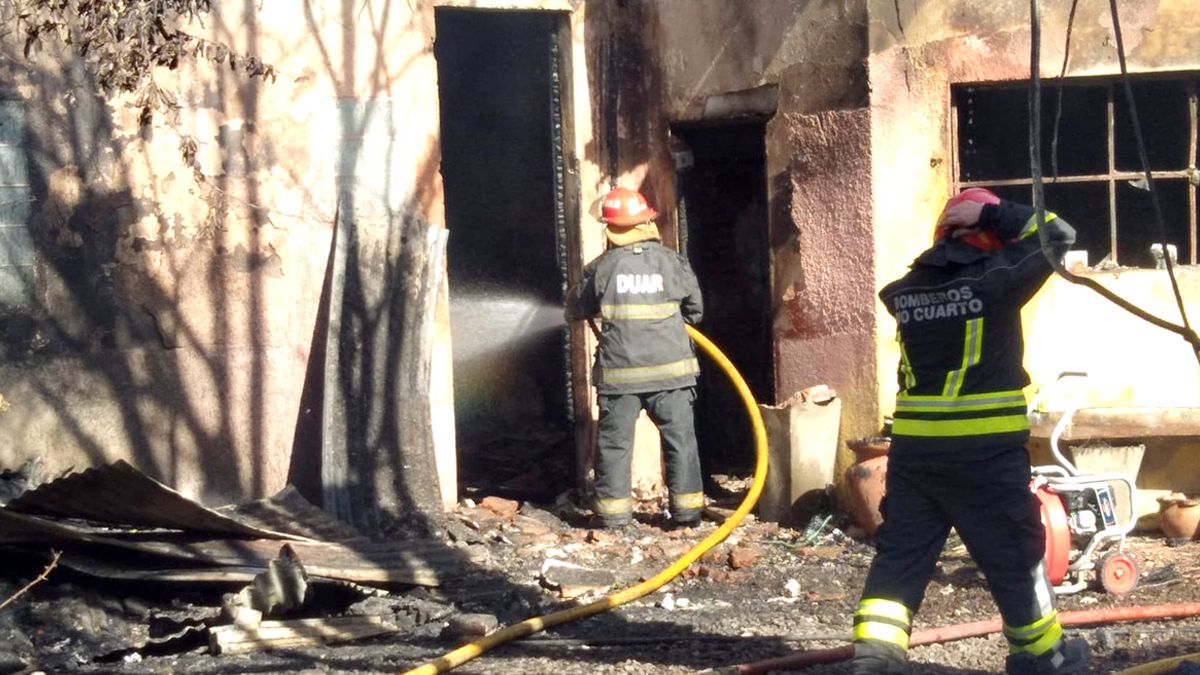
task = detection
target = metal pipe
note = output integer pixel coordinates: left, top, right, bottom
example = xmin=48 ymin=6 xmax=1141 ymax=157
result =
xmin=721 ymin=603 xmax=1200 ymax=674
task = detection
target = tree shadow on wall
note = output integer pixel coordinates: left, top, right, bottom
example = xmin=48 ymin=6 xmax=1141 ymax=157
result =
xmin=0 ymin=2 xmax=808 ymax=672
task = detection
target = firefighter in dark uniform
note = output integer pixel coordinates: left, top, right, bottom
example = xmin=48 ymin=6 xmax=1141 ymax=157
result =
xmin=565 ymin=187 xmax=705 ymax=529
xmin=852 ymin=189 xmax=1090 ymax=674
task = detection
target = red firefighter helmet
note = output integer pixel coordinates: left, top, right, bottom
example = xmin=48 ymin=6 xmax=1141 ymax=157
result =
xmin=935 ymin=187 xmax=1003 ymax=251
xmin=599 ymin=187 xmax=658 ymax=227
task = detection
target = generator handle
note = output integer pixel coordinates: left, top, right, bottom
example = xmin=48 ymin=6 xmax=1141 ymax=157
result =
xmin=1050 ymin=403 xmax=1081 ymax=477
xmin=1031 ymin=371 xmax=1091 ymax=477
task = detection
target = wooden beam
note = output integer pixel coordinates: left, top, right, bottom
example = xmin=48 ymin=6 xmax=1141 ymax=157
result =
xmin=208 ymin=616 xmax=397 ymax=655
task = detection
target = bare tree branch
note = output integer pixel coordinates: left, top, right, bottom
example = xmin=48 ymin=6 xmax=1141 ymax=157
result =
xmin=8 ymin=0 xmax=274 ymax=123
xmin=0 ymin=550 xmax=62 ymax=613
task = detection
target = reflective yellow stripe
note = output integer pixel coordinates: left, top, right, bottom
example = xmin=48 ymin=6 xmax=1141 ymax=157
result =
xmin=1004 ymin=610 xmax=1058 ymax=642
xmin=1024 ymin=623 xmax=1064 ymax=655
xmin=594 ymin=497 xmax=632 ymax=515
xmin=1007 ymin=621 xmax=1064 ymax=656
xmin=898 ymin=336 xmax=916 ymax=389
xmin=601 ymin=357 xmax=699 ymax=384
xmin=892 ymin=414 xmax=1029 ymax=437
xmin=943 ymin=318 xmax=983 ymax=397
xmin=853 ymin=599 xmax=912 ymax=650
xmin=896 ymin=390 xmax=1027 ymax=411
xmin=1031 ymin=562 xmax=1056 ymax=617
xmin=852 ymin=622 xmax=910 ymax=650
xmin=671 ymin=492 xmax=705 ymax=510
xmin=1019 ymin=211 xmax=1057 ymax=240
xmin=856 ymin=598 xmax=912 ymax=625
xmin=601 ymin=302 xmax=679 ymax=320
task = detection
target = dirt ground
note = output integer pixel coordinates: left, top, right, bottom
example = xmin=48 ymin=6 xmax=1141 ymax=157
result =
xmin=2 ymin=481 xmax=1200 ymax=675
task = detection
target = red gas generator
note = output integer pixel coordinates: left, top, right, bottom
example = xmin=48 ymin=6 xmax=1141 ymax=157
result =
xmin=1031 ymin=373 xmax=1141 ymax=596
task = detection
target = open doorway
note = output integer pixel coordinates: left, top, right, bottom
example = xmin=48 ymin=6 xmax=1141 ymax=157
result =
xmin=435 ymin=9 xmax=577 ymax=502
xmin=672 ymin=120 xmax=773 ymax=478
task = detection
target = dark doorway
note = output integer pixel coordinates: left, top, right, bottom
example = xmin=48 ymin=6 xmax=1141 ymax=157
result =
xmin=673 ymin=120 xmax=774 ymax=477
xmin=435 ymin=9 xmax=576 ymax=502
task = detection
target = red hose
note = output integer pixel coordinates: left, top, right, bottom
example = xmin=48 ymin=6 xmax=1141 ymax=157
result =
xmin=731 ymin=603 xmax=1200 ymax=674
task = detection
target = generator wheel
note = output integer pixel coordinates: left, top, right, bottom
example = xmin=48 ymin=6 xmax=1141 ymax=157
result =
xmin=1099 ymin=551 xmax=1140 ymax=595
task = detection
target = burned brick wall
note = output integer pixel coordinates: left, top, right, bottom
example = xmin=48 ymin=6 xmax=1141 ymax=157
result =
xmin=869 ymin=0 xmax=1200 ymax=509
xmin=868 ymin=0 xmax=1200 ymax=413
xmin=638 ymin=0 xmax=879 ymax=463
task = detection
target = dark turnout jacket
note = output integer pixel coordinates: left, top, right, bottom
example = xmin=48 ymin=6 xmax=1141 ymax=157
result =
xmin=880 ymin=201 xmax=1076 ymax=456
xmin=566 ymin=241 xmax=704 ymax=394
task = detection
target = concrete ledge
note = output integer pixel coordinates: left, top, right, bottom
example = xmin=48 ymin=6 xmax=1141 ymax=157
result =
xmin=1029 ymin=408 xmax=1200 ymax=440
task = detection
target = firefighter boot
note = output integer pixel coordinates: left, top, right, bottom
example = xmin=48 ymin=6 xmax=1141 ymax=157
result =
xmin=851 ymin=640 xmax=911 ymax=675
xmin=1005 ymin=637 xmax=1090 ymax=674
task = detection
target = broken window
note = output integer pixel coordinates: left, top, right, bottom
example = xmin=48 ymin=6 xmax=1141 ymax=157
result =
xmin=953 ymin=75 xmax=1199 ymax=268
xmin=0 ymin=98 xmax=34 ymax=306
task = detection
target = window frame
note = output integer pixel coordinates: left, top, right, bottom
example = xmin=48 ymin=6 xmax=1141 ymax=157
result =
xmin=0 ymin=96 xmax=35 ymax=308
xmin=951 ymin=75 xmax=1199 ymax=267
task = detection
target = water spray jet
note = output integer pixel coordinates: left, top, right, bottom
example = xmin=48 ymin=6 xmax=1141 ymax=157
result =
xmin=449 ymin=288 xmax=566 ymax=362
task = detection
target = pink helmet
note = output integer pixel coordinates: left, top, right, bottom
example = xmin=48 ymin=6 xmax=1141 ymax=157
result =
xmin=935 ymin=188 xmax=1002 ymax=250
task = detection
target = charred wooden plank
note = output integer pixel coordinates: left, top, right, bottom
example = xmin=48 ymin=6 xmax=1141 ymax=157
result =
xmin=208 ymin=615 xmax=397 ymax=655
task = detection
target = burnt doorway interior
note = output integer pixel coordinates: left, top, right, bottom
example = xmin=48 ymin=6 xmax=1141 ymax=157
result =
xmin=436 ymin=9 xmax=575 ymax=502
xmin=672 ymin=120 xmax=773 ymax=479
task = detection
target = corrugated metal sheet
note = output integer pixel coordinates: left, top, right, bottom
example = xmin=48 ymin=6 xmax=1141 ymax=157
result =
xmin=218 ymin=485 xmax=363 ymax=543
xmin=1 ymin=462 xmax=466 ymax=587
xmin=0 ymin=508 xmax=461 ymax=587
xmin=5 ymin=460 xmax=312 ymax=541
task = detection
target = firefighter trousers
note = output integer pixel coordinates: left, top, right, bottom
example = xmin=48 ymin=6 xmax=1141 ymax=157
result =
xmin=593 ymin=387 xmax=704 ymax=526
xmin=860 ymin=447 xmax=1056 ymax=630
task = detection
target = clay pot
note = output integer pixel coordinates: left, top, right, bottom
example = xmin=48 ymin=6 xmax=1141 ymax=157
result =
xmin=1157 ymin=493 xmax=1200 ymax=540
xmin=847 ymin=437 xmax=891 ymax=463
xmin=845 ymin=455 xmax=888 ymax=535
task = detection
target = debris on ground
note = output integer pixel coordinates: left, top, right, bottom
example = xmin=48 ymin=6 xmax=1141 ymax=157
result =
xmin=2 ymin=466 xmax=1200 ymax=673
xmin=0 ymin=460 xmax=467 ymax=670
xmin=439 ymin=612 xmax=499 ymax=641
xmin=539 ymin=559 xmax=617 ymax=599
xmin=208 ymin=615 xmax=398 ymax=655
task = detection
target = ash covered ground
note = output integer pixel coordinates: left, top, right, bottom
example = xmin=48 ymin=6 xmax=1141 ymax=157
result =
xmin=2 ymin=479 xmax=1199 ymax=675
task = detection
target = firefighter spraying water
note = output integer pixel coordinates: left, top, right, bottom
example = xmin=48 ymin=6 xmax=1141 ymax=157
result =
xmin=565 ymin=187 xmax=707 ymax=529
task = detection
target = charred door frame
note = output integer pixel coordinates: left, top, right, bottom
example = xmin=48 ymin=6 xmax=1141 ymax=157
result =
xmin=670 ymin=116 xmax=776 ymax=473
xmin=433 ymin=7 xmax=581 ymax=496
xmin=542 ymin=12 xmax=589 ymax=491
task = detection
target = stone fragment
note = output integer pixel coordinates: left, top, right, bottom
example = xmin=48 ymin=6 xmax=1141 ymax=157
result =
xmin=796 ymin=545 xmax=842 ymax=560
xmin=539 ymin=560 xmax=616 ymax=599
xmin=479 ymin=496 xmax=520 ymax=520
xmin=728 ymin=545 xmax=765 ymax=570
xmin=0 ymin=651 xmax=26 ymax=675
xmin=517 ymin=505 xmax=567 ymax=531
xmin=441 ymin=613 xmax=499 ymax=640
xmin=511 ymin=514 xmax=554 ymax=536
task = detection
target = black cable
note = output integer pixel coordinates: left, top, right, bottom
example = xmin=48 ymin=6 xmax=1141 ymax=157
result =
xmin=1049 ymin=0 xmax=1080 ymax=181
xmin=1028 ymin=0 xmax=1200 ymax=363
xmin=1107 ymin=0 xmax=1193 ymax=335
xmin=1030 ymin=0 xmax=1047 ymax=215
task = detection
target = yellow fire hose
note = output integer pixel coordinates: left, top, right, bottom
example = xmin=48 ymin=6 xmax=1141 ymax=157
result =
xmin=1115 ymin=653 xmax=1200 ymax=675
xmin=400 ymin=325 xmax=769 ymax=675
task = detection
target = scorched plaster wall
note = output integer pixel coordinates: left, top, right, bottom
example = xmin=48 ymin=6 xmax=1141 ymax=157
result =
xmin=869 ymin=0 xmax=1200 ymax=500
